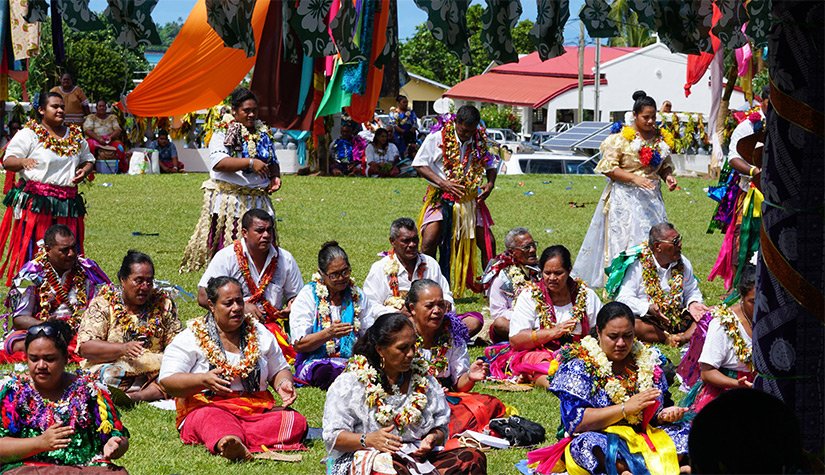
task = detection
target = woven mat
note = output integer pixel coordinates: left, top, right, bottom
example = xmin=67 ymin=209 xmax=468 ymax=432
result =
xmin=485 ymin=381 xmax=534 ymax=392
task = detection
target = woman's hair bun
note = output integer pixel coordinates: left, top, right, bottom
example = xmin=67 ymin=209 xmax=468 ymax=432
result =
xmin=632 ymin=90 xmax=647 ymax=101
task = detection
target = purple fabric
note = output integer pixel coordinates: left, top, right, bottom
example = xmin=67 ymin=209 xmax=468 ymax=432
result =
xmin=677 ymin=312 xmax=712 ymax=389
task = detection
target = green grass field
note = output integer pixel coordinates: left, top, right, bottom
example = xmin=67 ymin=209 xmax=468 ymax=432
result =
xmin=2 ymin=171 xmax=725 ymax=474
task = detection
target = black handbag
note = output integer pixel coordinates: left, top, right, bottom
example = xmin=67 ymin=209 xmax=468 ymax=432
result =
xmin=489 ymin=415 xmax=546 ymax=447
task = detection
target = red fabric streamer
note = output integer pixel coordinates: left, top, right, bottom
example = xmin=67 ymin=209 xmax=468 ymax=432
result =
xmin=684 ymin=4 xmax=722 ymax=97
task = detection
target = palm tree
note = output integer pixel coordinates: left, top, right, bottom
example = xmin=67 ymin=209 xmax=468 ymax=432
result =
xmin=606 ymin=0 xmax=656 ymax=48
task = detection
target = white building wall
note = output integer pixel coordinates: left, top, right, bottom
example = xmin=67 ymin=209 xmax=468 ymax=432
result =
xmin=544 ymin=43 xmax=750 ymax=129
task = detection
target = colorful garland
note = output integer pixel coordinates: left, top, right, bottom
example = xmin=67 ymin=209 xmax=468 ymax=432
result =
xmin=389 ymin=107 xmax=413 ymax=126
xmin=32 ymin=251 xmax=88 ymax=331
xmin=439 ymin=119 xmax=491 ymax=201
xmin=639 ymin=243 xmax=685 ymax=327
xmin=239 ymin=120 xmax=270 ymax=160
xmin=549 ymin=336 xmax=659 ymax=425
xmin=530 ymin=279 xmax=589 ymax=335
xmin=346 ymin=355 xmax=429 ymax=432
xmin=612 ymin=122 xmax=674 ymax=169
xmin=100 ymin=283 xmax=169 ymax=343
xmin=188 ymin=313 xmax=261 ymax=380
xmin=414 ymin=319 xmax=453 ymax=377
xmin=714 ymin=305 xmax=753 ymax=370
xmin=383 ymin=250 xmax=427 ymax=310
xmin=27 ymin=119 xmax=85 ymax=156
xmin=0 ymin=372 xmax=122 ymax=438
xmin=311 ymin=272 xmax=362 ymax=357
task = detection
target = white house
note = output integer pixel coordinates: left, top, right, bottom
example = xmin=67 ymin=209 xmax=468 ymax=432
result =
xmin=445 ymin=42 xmax=751 ymax=137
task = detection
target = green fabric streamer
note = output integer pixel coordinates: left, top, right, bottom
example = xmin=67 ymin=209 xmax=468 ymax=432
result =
xmin=3 ymin=183 xmax=86 ymax=218
xmin=733 ymin=197 xmax=761 ymax=289
xmin=579 ymin=0 xmax=619 ymax=38
xmin=529 ymin=0 xmax=569 ymax=61
xmin=480 ymin=0 xmax=522 ymax=64
xmin=603 ymin=243 xmax=646 ymax=299
xmin=315 ymin=60 xmax=352 ymax=119
xmin=413 ymin=0 xmax=472 ymax=65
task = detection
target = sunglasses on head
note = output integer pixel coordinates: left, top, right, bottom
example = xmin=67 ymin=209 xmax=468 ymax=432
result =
xmin=26 ymin=322 xmax=66 ymax=343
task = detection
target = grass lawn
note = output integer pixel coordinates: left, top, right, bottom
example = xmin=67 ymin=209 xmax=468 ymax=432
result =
xmin=1 ymin=171 xmax=725 ymax=474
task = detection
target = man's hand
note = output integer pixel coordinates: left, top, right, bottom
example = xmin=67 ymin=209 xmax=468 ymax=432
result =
xmin=243 ymin=301 xmax=264 ymax=320
xmin=648 ymin=303 xmax=669 ymax=327
xmin=439 ymin=180 xmax=465 ymax=200
xmin=688 ymin=302 xmax=710 ymax=322
xmin=477 ymin=181 xmax=495 ymax=201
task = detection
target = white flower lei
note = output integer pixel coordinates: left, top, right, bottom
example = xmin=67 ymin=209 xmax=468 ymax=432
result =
xmin=240 ymin=120 xmax=269 ymax=159
xmin=580 ymin=335 xmax=657 ymax=425
xmin=348 ymin=355 xmax=430 ymax=431
xmin=630 ymin=137 xmax=643 ymax=152
xmin=312 ymin=272 xmax=362 ymax=356
xmin=382 ymin=255 xmax=406 ymax=310
xmin=507 ymin=265 xmax=527 ymax=288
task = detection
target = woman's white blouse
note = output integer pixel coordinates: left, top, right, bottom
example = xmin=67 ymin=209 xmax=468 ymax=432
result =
xmin=7 ymin=128 xmax=94 ymax=186
xmin=289 ymin=284 xmax=375 ymax=345
xmin=418 ymin=337 xmax=469 ymax=386
xmin=509 ymin=286 xmax=602 ymax=338
xmin=322 ymin=371 xmax=450 ymax=462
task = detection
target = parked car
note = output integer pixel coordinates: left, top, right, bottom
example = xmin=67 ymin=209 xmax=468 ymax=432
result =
xmin=485 ymin=128 xmax=533 ymax=154
xmin=500 ymin=151 xmax=598 ymax=175
xmin=529 ymin=131 xmax=555 ymax=150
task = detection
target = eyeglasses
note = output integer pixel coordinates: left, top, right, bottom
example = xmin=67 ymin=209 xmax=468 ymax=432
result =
xmin=323 ymin=268 xmax=352 ymax=281
xmin=655 ymin=235 xmax=682 ymax=247
xmin=514 ymin=241 xmax=538 ymax=251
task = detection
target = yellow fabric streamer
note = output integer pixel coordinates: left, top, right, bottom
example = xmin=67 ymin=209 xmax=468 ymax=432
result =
xmin=742 ymin=183 xmax=764 ymax=219
xmin=604 ymin=425 xmax=680 ymax=475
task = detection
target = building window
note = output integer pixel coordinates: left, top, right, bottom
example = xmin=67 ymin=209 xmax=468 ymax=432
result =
xmin=532 ymin=107 xmax=546 ymax=124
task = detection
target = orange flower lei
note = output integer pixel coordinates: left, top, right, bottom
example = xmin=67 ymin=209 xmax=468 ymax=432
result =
xmin=531 ymin=279 xmax=589 ymax=334
xmin=189 ymin=314 xmax=261 ymax=380
xmin=27 ymin=119 xmax=85 ymax=156
xmin=32 ymin=252 xmax=87 ymax=330
xmin=639 ymin=242 xmax=685 ymax=326
xmin=233 ymin=240 xmax=281 ymax=322
xmin=100 ymin=283 xmax=169 ymax=342
xmin=440 ymin=120 xmax=489 ymax=199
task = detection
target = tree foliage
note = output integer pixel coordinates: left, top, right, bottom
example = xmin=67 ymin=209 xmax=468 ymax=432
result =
xmin=399 ymin=4 xmax=537 ymax=87
xmin=152 ymin=19 xmax=184 ymax=52
xmin=480 ymin=104 xmax=521 ymax=132
xmin=9 ymin=17 xmax=150 ymax=103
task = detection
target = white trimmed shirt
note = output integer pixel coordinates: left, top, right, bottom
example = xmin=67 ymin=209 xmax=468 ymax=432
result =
xmin=362 ymin=253 xmax=454 ymax=317
xmin=615 ymin=254 xmax=704 ymax=317
xmin=412 ymin=128 xmax=497 ymax=187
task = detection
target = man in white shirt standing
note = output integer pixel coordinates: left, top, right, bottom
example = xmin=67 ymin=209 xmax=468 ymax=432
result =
xmin=612 ymin=222 xmax=709 ymax=345
xmin=197 ymin=209 xmax=303 ymax=361
xmin=412 ymin=105 xmax=498 ymax=299
xmin=362 ymin=217 xmax=483 ymax=337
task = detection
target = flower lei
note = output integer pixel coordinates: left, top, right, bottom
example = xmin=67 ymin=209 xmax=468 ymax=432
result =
xmin=714 ymin=305 xmax=753 ymax=370
xmin=506 ymin=265 xmax=531 ymax=292
xmin=639 ymin=242 xmax=685 ymax=327
xmin=439 ymin=119 xmax=491 ymax=200
xmin=2 ymin=372 xmax=97 ymax=431
xmin=389 ymin=107 xmax=412 ymax=126
xmin=311 ymin=272 xmax=361 ymax=357
xmin=531 ymin=279 xmax=589 ymax=334
xmin=575 ymin=336 xmax=658 ymax=424
xmin=100 ymin=283 xmax=168 ymax=343
xmin=614 ymin=122 xmax=673 ymax=169
xmin=32 ymin=251 xmax=88 ymax=331
xmin=383 ymin=250 xmax=427 ymax=310
xmin=27 ymin=119 xmax=85 ymax=156
xmin=414 ymin=321 xmax=453 ymax=377
xmin=233 ymin=240 xmax=279 ymax=321
xmin=239 ymin=120 xmax=269 ymax=160
xmin=188 ymin=313 xmax=261 ymax=380
xmin=346 ymin=355 xmax=429 ymax=432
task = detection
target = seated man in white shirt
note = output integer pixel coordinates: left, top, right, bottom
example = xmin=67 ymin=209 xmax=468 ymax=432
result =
xmin=480 ymin=227 xmax=540 ymax=343
xmin=197 ymin=209 xmax=303 ymax=361
xmin=362 ymin=217 xmax=483 ymax=337
xmin=613 ymin=222 xmax=709 ymax=345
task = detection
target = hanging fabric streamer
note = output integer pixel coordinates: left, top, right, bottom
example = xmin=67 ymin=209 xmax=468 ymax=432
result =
xmin=480 ymin=0 xmax=522 ymax=64
xmin=529 ymin=0 xmax=568 ymax=61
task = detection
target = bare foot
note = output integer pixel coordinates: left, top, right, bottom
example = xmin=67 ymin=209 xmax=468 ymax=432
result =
xmin=534 ymin=375 xmax=550 ymax=390
xmin=680 ymin=465 xmax=692 ymax=473
xmin=217 ymin=435 xmax=251 ymax=461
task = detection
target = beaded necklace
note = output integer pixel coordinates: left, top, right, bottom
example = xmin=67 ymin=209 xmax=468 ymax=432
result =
xmin=414 ymin=321 xmax=452 ymax=377
xmin=233 ymin=240 xmax=280 ymax=322
xmin=311 ymin=273 xmax=361 ymax=357
xmin=531 ymin=279 xmax=589 ymax=335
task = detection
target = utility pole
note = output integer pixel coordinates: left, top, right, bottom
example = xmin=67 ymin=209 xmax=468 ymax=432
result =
xmin=577 ymin=22 xmax=584 ymax=124
xmin=594 ymin=40 xmax=601 ymax=122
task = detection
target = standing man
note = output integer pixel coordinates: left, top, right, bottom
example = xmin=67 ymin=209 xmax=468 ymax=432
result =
xmin=413 ymin=105 xmax=498 ymax=297
xmin=363 ymin=217 xmax=483 ymax=337
xmin=480 ymin=227 xmax=540 ymax=343
xmin=197 ymin=209 xmax=303 ymax=362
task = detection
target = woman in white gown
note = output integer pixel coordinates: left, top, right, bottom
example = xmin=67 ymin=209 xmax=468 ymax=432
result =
xmin=572 ymin=90 xmax=678 ymax=288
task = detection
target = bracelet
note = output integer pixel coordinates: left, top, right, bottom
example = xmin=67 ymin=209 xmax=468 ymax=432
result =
xmin=360 ymin=433 xmax=367 ymax=448
xmin=248 ymin=158 xmax=254 ymax=169
xmin=275 ymin=379 xmax=289 ymax=391
xmin=621 ymin=402 xmax=627 ymax=420
xmin=748 ymin=166 xmax=755 ymax=176
xmin=531 ymin=330 xmax=539 ymax=346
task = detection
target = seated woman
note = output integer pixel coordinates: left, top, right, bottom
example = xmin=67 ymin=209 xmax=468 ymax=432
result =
xmin=323 ymin=313 xmax=486 ymax=475
xmin=83 ymin=100 xmax=126 ymax=173
xmin=77 ymin=251 xmax=182 ymax=404
xmin=680 ymin=264 xmax=756 ymax=419
xmin=406 ymin=279 xmax=506 ymax=437
xmin=490 ymin=246 xmax=601 ymax=388
xmin=528 ymin=302 xmax=690 ymax=475
xmin=159 ymin=276 xmax=306 ymax=461
xmin=290 ymin=241 xmax=374 ymax=389
xmin=0 ymin=319 xmax=130 ymax=474
xmin=365 ymin=128 xmax=400 ymax=177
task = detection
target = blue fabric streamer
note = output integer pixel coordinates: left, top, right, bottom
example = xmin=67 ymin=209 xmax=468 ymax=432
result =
xmin=284 ymin=130 xmax=310 ymax=166
xmin=296 ymin=55 xmax=314 ymax=114
xmin=606 ymin=433 xmax=651 ymax=475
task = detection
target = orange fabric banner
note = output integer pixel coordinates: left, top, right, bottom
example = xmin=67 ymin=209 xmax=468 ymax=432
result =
xmin=117 ymin=0 xmax=269 ymax=117
xmin=345 ymin=0 xmax=389 ymax=123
